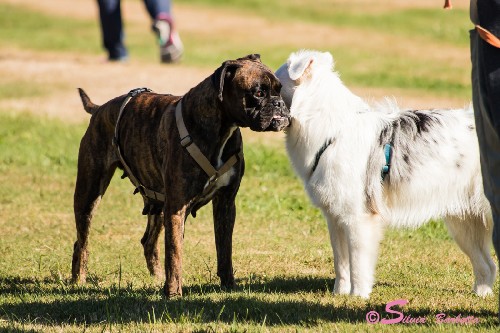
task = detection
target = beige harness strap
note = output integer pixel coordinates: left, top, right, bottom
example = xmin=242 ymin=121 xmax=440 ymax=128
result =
xmin=175 ymin=101 xmax=218 ymax=178
xmin=175 ymin=100 xmax=242 ymax=192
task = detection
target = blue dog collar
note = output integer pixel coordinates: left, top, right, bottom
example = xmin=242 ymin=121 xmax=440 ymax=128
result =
xmin=381 ymin=143 xmax=392 ymax=180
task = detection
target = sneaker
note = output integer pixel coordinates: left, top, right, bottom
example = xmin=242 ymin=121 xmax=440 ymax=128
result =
xmin=107 ymin=55 xmax=128 ymax=63
xmin=153 ymin=18 xmax=184 ymax=63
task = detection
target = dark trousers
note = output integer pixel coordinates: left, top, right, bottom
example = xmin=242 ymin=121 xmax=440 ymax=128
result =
xmin=471 ymin=2 xmax=500 ymax=320
xmin=97 ymin=0 xmax=171 ymax=60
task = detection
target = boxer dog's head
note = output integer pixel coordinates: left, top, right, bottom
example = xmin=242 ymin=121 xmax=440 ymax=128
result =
xmin=211 ymin=54 xmax=290 ymax=132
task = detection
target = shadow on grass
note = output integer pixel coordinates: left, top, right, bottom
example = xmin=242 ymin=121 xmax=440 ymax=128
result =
xmin=0 ymin=275 xmax=497 ymax=327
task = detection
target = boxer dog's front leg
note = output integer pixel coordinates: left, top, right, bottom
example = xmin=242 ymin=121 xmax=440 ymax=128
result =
xmin=212 ymin=189 xmax=238 ymax=289
xmin=163 ymin=200 xmax=187 ymax=297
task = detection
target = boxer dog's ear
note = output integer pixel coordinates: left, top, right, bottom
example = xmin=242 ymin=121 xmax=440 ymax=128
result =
xmin=212 ymin=60 xmax=242 ymax=102
xmin=238 ymin=54 xmax=261 ymax=63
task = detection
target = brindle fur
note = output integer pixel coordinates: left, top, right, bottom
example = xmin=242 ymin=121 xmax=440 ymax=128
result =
xmin=72 ymin=55 xmax=289 ymax=297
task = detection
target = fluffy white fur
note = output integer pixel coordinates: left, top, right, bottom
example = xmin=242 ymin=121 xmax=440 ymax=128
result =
xmin=276 ymin=49 xmax=496 ymax=298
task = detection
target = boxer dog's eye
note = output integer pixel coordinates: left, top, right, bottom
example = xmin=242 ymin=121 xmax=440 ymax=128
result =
xmin=253 ymin=88 xmax=267 ymax=99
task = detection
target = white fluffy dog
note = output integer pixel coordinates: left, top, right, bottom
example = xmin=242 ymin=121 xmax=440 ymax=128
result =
xmin=275 ymin=49 xmax=496 ymax=298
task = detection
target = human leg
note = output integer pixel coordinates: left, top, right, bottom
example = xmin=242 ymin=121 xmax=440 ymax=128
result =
xmin=143 ymin=0 xmax=183 ymax=63
xmin=471 ymin=27 xmax=500 ymax=319
xmin=143 ymin=0 xmax=171 ymax=17
xmin=96 ymin=0 xmax=128 ymax=61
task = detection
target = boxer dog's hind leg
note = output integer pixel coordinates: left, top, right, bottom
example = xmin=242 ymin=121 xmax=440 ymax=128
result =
xmin=141 ymin=213 xmax=165 ymax=278
xmin=72 ymin=139 xmax=117 ymax=284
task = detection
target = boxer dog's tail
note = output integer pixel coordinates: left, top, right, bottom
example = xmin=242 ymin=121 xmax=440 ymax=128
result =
xmin=77 ymin=88 xmax=99 ymax=115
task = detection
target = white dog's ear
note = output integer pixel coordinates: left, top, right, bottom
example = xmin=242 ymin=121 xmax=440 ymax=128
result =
xmin=288 ymin=56 xmax=314 ymax=81
xmin=320 ymin=52 xmax=334 ymax=68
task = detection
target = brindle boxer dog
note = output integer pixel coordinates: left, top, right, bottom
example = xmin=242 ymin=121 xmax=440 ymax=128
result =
xmin=72 ymin=54 xmax=290 ymax=297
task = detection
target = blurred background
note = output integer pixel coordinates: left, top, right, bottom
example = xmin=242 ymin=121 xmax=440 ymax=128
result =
xmin=0 ymin=0 xmax=471 ymax=123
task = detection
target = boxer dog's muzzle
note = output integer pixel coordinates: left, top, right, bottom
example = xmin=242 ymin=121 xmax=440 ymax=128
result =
xmin=245 ymin=95 xmax=290 ymax=132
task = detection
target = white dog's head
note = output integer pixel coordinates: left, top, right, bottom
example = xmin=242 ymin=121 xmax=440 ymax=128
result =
xmin=275 ymin=50 xmax=335 ymax=109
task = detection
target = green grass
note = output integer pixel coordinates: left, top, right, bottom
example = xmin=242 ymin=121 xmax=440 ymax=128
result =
xmin=0 ymin=80 xmax=51 ymax=100
xmin=0 ymin=113 xmax=498 ymax=332
xmin=178 ymin=0 xmax=470 ymax=47
xmin=0 ymin=4 xmax=101 ymax=55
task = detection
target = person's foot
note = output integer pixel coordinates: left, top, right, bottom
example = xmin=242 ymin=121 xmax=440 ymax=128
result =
xmin=107 ymin=55 xmax=128 ymax=63
xmin=153 ymin=17 xmax=183 ymax=63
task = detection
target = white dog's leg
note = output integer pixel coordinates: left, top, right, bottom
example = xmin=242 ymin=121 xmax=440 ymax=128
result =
xmin=324 ymin=211 xmax=351 ymax=294
xmin=346 ymin=213 xmax=384 ymax=298
xmin=444 ymin=214 xmax=496 ymax=297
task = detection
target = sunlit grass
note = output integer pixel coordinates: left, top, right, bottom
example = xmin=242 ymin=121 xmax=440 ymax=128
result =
xmin=0 ymin=113 xmax=498 ymax=332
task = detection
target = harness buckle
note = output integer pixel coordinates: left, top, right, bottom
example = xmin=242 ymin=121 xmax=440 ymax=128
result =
xmin=208 ymin=172 xmax=219 ymax=185
xmin=128 ymin=87 xmax=152 ymax=98
xmin=180 ymin=135 xmax=193 ymax=147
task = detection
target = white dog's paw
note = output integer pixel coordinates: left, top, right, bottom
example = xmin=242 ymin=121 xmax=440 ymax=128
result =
xmin=333 ymin=278 xmax=351 ymax=295
xmin=474 ymin=284 xmax=493 ymax=297
xmin=350 ymin=287 xmax=371 ymax=299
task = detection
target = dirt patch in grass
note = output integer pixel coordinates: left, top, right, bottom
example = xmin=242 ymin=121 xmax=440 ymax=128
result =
xmin=0 ymin=47 xmax=210 ymax=122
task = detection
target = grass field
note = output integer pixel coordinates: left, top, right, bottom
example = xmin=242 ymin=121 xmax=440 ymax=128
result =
xmin=1 ymin=0 xmax=499 ymax=332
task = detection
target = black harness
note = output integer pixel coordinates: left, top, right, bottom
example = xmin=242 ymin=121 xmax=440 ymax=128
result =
xmin=309 ymin=138 xmax=392 ymax=181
